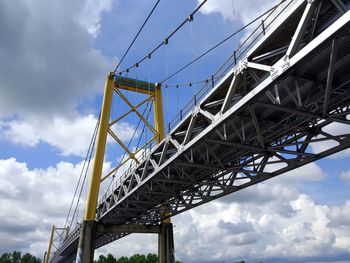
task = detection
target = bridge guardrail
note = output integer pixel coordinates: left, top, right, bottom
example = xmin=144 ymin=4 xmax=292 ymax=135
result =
xmin=97 ymin=0 xmax=294 ymax=210
xmin=167 ymin=0 xmax=294 ymax=132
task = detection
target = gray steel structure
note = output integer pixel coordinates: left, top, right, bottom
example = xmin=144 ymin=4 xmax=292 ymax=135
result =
xmin=51 ymin=0 xmax=350 ymax=262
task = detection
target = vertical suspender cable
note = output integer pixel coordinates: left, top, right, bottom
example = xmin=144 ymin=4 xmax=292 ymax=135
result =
xmin=146 ymin=64 xmax=149 ymax=154
xmin=231 ymin=0 xmax=236 ymax=18
xmin=190 ymin=16 xmax=196 ymax=94
xmin=165 ymin=44 xmax=169 ymax=132
xmin=159 ymin=0 xmax=289 ymax=84
xmin=176 ymin=85 xmax=179 ymax=115
xmin=116 ymin=0 xmax=208 ymax=75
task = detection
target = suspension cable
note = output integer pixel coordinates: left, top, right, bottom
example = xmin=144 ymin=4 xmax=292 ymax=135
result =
xmin=65 ymin=0 xmax=289 ymax=231
xmin=114 ymin=0 xmax=161 ymax=72
xmin=68 ymin=127 xmax=97 ymax=231
xmin=190 ymin=15 xmax=196 ymax=94
xmin=167 ymin=76 xmax=220 ymax=87
xmin=64 ymin=114 xmax=100 ymax=229
xmin=160 ymin=0 xmax=288 ymax=84
xmin=116 ymin=0 xmax=208 ymax=75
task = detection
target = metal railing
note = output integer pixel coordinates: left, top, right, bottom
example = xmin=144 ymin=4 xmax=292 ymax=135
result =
xmin=98 ymin=0 xmax=293 ymax=218
xmin=167 ymin=0 xmax=294 ymax=131
xmin=55 ymin=1 xmax=294 ymax=256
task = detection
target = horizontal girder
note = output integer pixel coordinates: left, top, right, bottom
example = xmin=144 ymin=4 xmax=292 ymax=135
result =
xmin=51 ymin=0 xmax=350 ymax=261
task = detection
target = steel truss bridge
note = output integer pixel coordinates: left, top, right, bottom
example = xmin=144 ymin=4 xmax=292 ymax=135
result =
xmin=51 ymin=0 xmax=350 ymax=261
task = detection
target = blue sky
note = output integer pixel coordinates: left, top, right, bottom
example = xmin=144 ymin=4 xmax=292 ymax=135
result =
xmin=0 ymin=0 xmax=350 ymax=262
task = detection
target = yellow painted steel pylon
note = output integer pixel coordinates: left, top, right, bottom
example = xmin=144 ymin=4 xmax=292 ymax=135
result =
xmin=78 ymin=72 xmax=171 ymax=262
xmin=48 ymin=72 xmax=168 ymax=262
xmin=45 ymin=225 xmax=55 ymax=263
xmin=45 ymin=226 xmax=69 ymax=263
xmin=84 ymin=73 xmax=115 ymax=220
xmin=84 ymin=73 xmax=165 ymax=221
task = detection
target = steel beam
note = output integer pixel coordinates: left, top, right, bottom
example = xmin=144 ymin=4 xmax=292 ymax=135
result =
xmin=286 ymin=1 xmax=316 ymax=57
xmin=51 ymin=2 xmax=350 ymax=261
xmin=97 ymin=224 xmax=160 ymax=234
xmin=323 ymin=39 xmax=338 ymax=116
xmin=330 ymin=0 xmax=348 ymax=13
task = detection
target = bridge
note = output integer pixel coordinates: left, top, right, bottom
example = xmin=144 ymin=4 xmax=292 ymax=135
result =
xmin=45 ymin=0 xmax=350 ymax=262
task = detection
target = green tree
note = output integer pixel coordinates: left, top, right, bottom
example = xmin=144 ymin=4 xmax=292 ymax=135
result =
xmin=96 ymin=255 xmax=107 ymax=263
xmin=128 ymin=254 xmax=146 ymax=263
xmin=21 ymin=253 xmax=41 ymax=263
xmin=145 ymin=254 xmax=157 ymax=263
xmin=116 ymin=256 xmax=129 ymax=263
xmin=106 ymin=254 xmax=117 ymax=263
xmin=0 ymin=253 xmax=12 ymax=263
xmin=0 ymin=252 xmax=41 ymax=263
xmin=93 ymin=253 xmax=182 ymax=263
xmin=11 ymin=252 xmax=21 ymax=263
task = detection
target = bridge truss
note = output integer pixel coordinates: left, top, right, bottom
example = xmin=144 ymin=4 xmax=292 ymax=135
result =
xmin=51 ymin=0 xmax=350 ymax=261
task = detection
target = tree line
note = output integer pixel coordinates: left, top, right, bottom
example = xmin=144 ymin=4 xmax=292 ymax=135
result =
xmin=0 ymin=252 xmax=183 ymax=263
xmin=0 ymin=251 xmax=41 ymax=263
xmin=0 ymin=251 xmax=248 ymax=263
xmin=94 ymin=253 xmax=183 ymax=263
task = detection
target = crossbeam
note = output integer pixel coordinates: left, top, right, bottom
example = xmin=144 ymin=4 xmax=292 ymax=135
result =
xmin=115 ymin=76 xmax=156 ymax=94
xmin=97 ymin=224 xmax=160 ymax=234
xmin=49 ymin=2 xmax=350 ymax=262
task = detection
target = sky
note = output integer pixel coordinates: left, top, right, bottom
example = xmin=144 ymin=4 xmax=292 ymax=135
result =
xmin=0 ymin=0 xmax=350 ymax=262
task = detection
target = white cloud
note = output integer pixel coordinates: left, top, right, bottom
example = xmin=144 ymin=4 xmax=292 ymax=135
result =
xmin=168 ymin=192 xmax=350 ymax=262
xmin=75 ymin=0 xmax=114 ymax=36
xmin=0 ymin=157 xmax=349 ymax=261
xmin=95 ymin=164 xmax=349 ymax=263
xmin=0 ymin=158 xmax=104 ymax=255
xmin=328 ymin=201 xmax=350 ymax=228
xmin=340 ymin=170 xmax=350 ymax=182
xmin=0 ymin=0 xmax=113 ymax=120
xmin=310 ymin=118 xmax=350 ymax=159
xmin=0 ymin=157 xmax=114 ymax=256
xmin=281 ymin=162 xmax=326 ymax=182
xmin=197 ymin=0 xmax=298 ymax=57
xmin=95 ymin=234 xmax=158 ymax=259
xmin=174 ymin=191 xmax=350 ymax=262
xmin=242 ymin=158 xmax=326 ymax=185
xmin=198 ymin=0 xmax=292 ymax=24
xmin=0 ymin=115 xmax=139 ymax=157
xmin=0 ymin=2 xmax=348 ymax=260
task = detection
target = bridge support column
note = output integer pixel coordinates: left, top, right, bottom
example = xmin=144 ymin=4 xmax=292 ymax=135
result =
xmin=75 ymin=220 xmax=97 ymax=263
xmin=75 ymin=73 xmax=114 ymax=262
xmin=158 ymin=223 xmax=175 ymax=263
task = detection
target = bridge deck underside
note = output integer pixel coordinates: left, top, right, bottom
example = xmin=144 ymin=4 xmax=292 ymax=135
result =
xmin=52 ymin=1 xmax=350 ymax=262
